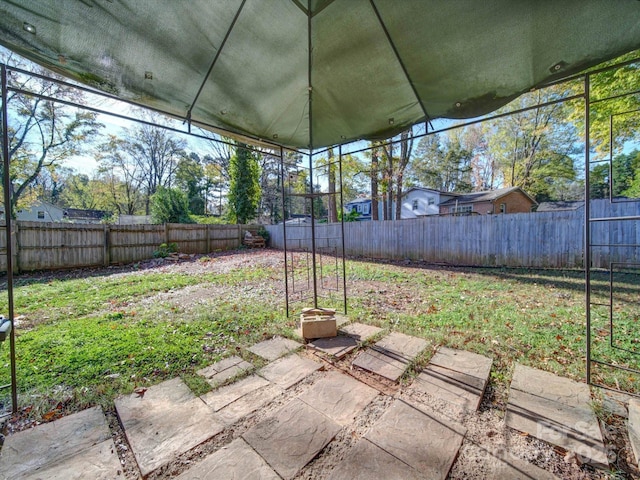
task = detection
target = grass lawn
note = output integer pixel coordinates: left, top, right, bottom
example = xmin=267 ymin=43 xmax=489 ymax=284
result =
xmin=0 ymin=250 xmax=637 ymax=423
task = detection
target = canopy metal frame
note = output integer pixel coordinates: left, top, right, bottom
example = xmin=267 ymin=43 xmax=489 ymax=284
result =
xmin=1 ymin=57 xmax=639 ymax=415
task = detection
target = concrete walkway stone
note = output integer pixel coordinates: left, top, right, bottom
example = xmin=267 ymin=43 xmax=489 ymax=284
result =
xmin=201 ymin=374 xmax=269 ymax=411
xmin=340 ymin=322 xmax=383 ymax=342
xmin=629 ymin=398 xmax=640 ymax=465
xmin=0 ymin=406 xmax=119 ymax=480
xmin=327 ymin=438 xmax=423 ymax=480
xmin=248 ymin=336 xmax=301 ymax=361
xmin=175 ymin=438 xmax=280 ymax=480
xmin=414 ymin=347 xmax=492 ymax=411
xmin=196 ymin=355 xmax=253 ymax=388
xmin=297 ymin=371 xmax=378 ymax=425
xmin=115 ymin=377 xmax=224 ymax=477
xmin=506 ymin=364 xmax=608 ymax=469
xmin=460 ymin=444 xmax=560 ymax=480
xmin=308 ymin=335 xmax=357 ymax=358
xmin=203 ymin=377 xmax=283 ymax=426
xmin=258 ymin=353 xmax=322 ymax=389
xmin=352 ymin=332 xmax=427 ymax=381
xmin=243 ymin=398 xmax=341 ymax=480
xmin=365 ymin=399 xmax=465 ymax=479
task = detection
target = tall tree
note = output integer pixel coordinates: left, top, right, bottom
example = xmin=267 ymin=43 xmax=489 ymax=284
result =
xmin=227 ymin=143 xmax=261 ymax=224
xmin=125 ymin=117 xmax=187 ymax=214
xmin=409 ymin=132 xmax=472 ymax=192
xmin=176 ymin=153 xmax=205 ymax=215
xmin=1 ymin=53 xmax=102 ymax=217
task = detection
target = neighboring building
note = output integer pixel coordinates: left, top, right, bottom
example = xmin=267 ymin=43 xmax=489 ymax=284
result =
xmin=400 ymin=187 xmax=458 ymax=219
xmin=14 ymin=201 xmax=65 ymax=222
xmin=64 ymin=208 xmax=109 ymax=223
xmin=438 ymin=186 xmax=536 ymax=215
xmin=344 ymin=198 xmax=392 ymax=221
xmin=536 ymin=201 xmax=583 ymax=212
xmin=4 ymin=200 xmax=108 ymax=223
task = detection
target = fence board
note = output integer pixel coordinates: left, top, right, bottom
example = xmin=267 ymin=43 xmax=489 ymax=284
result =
xmin=267 ymin=200 xmax=640 ymax=269
xmin=0 ymin=222 xmax=249 ymax=272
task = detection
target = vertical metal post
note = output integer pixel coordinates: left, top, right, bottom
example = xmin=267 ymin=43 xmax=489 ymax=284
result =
xmin=279 ymin=146 xmax=290 ymax=317
xmin=584 ymin=73 xmax=592 ymax=385
xmin=1 ymin=64 xmax=18 ymax=413
xmin=339 ymin=145 xmax=347 ymax=314
xmin=306 ymin=0 xmax=318 ymax=308
xmin=608 ymin=114 xmax=613 ymax=201
xmin=308 ymin=151 xmax=318 ymax=308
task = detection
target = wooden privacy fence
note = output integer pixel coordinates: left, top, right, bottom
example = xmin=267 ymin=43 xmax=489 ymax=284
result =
xmin=266 ymin=199 xmax=640 ymax=269
xmin=0 ymin=222 xmax=258 ymax=272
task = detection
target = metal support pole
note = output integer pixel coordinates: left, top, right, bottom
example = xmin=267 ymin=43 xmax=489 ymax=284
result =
xmin=308 ymin=151 xmax=318 ymax=308
xmin=279 ymin=147 xmax=290 ymax=317
xmin=584 ymin=73 xmax=592 ymax=385
xmin=339 ymin=145 xmax=347 ymax=314
xmin=1 ymin=64 xmax=18 ymax=413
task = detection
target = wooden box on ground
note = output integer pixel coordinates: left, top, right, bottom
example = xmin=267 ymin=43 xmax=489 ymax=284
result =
xmin=300 ymin=308 xmax=337 ymax=340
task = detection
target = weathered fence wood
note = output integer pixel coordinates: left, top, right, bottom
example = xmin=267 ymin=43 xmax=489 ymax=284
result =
xmin=0 ymin=222 xmax=251 ymax=272
xmin=266 ymin=200 xmax=639 ymax=269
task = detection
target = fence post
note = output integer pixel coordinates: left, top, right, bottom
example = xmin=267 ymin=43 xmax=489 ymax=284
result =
xmin=165 ymin=223 xmax=170 ymax=245
xmin=103 ymin=224 xmax=110 ymax=267
xmin=206 ymin=225 xmax=211 ymax=253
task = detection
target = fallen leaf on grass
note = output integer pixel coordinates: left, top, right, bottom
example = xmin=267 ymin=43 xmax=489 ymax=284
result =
xmin=134 ymin=388 xmax=147 ymax=398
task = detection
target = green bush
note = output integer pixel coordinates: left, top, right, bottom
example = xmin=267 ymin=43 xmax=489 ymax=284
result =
xmin=153 ymin=242 xmax=178 ymax=258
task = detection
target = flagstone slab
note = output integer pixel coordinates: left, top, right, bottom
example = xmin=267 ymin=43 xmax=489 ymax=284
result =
xmin=115 ymin=377 xmax=224 ymax=477
xmin=326 ymin=438 xmax=423 ymax=480
xmin=414 ymin=347 xmax=492 ymax=411
xmin=372 ymin=331 xmax=428 ymax=360
xmin=629 ymin=398 xmax=640 ymax=465
xmin=339 ymin=322 xmax=383 ymax=343
xmin=216 ymin=384 xmax=283 ymax=426
xmin=365 ymin=399 xmax=465 ymax=479
xmin=506 ymin=364 xmax=608 ymax=469
xmin=510 ymin=364 xmax=591 ymax=406
xmin=248 ymin=336 xmax=301 ymax=361
xmin=258 ymin=353 xmax=322 ymax=389
xmin=175 ymin=438 xmax=280 ymax=480
xmin=0 ymin=406 xmax=114 ymax=479
xmin=429 ymin=347 xmax=493 ymax=380
xmin=352 ymin=348 xmax=409 ymax=381
xmin=308 ymin=335 xmax=357 ymax=358
xmin=243 ymin=398 xmax=341 ymax=480
xmin=16 ymin=439 xmax=123 ymax=480
xmin=460 ymin=444 xmax=560 ymax=480
xmin=297 ymin=371 xmax=378 ymax=425
xmin=201 ymin=374 xmax=270 ymax=411
xmin=197 ymin=355 xmax=253 ymax=388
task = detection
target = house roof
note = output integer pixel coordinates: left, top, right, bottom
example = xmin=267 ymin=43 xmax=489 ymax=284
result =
xmin=536 ymin=201 xmax=584 ymax=212
xmin=438 ymin=187 xmax=536 ymax=206
xmin=63 ymin=208 xmax=109 ymax=220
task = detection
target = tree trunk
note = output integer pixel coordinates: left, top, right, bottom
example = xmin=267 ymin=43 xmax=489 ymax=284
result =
xmin=327 ymin=148 xmax=338 ymax=223
xmin=371 ymin=146 xmax=379 ymax=221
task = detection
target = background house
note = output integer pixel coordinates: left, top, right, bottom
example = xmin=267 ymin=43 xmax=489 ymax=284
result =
xmin=3 ymin=200 xmax=108 ymax=223
xmin=438 ymin=187 xmax=536 ymax=215
xmin=400 ymin=187 xmax=457 ymax=219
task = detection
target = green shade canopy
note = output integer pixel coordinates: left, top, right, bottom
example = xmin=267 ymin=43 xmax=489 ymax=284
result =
xmin=1 ymin=0 xmax=639 ymax=149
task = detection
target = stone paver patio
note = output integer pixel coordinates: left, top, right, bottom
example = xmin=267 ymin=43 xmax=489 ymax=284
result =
xmin=352 ymin=331 xmax=428 ymax=381
xmin=413 ymin=346 xmax=493 ymax=411
xmin=506 ymin=364 xmax=609 ymax=469
xmin=248 ymin=336 xmax=301 ymax=361
xmin=0 ymin=329 xmax=618 ymax=479
xmin=0 ymin=406 xmax=120 ymax=480
xmin=115 ymin=377 xmax=224 ymax=476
